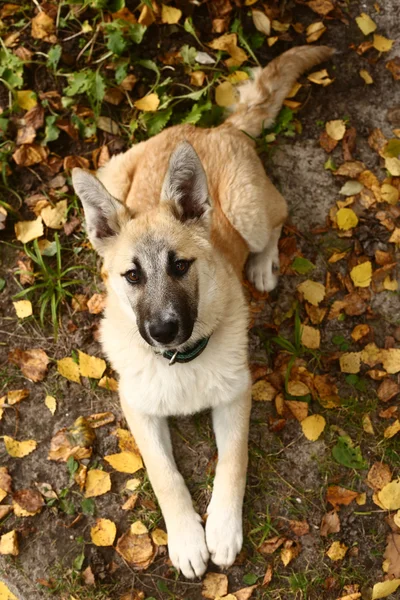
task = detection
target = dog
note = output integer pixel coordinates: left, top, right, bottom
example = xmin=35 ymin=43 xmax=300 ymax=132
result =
xmin=72 ymin=45 xmax=333 ymax=579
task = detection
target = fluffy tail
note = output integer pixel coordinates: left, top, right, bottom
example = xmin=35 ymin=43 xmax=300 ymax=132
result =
xmin=225 ymin=45 xmax=334 ymax=137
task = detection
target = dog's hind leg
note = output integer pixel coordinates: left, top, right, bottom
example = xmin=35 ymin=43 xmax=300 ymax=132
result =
xmin=120 ymin=399 xmax=209 ymax=579
xmin=246 ymin=223 xmax=282 ymax=293
xmin=206 ymin=388 xmax=251 ymax=568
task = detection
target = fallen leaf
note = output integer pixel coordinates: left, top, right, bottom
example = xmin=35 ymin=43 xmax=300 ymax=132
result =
xmin=355 ymin=13 xmax=377 ymax=35
xmin=57 ymin=357 xmax=81 ymax=384
xmin=288 ymin=520 xmax=310 ymax=536
xmin=14 ymin=217 xmax=44 ymax=243
xmin=377 ymin=479 xmax=400 ymax=510
xmin=125 ymin=478 xmax=141 ymax=491
xmin=86 ymin=412 xmax=115 ymax=428
xmin=259 ymin=536 xmax=286 ymax=555
xmin=308 ymin=69 xmax=333 ymax=86
xmin=362 ymin=414 xmax=374 ymax=434
xmin=7 ymin=389 xmax=29 ymax=405
xmin=98 ymin=376 xmax=118 ymax=391
xmin=215 ymin=81 xmax=237 ymax=107
xmin=301 ymin=324 xmax=320 ymax=349
xmin=252 ymin=9 xmax=271 ymax=36
xmin=0 ymin=468 xmax=12 ymax=494
xmin=82 ymin=566 xmax=95 ymax=586
xmin=389 ymin=227 xmax=400 ymax=243
xmin=104 ymin=452 xmax=143 ymax=474
xmin=0 ymin=531 xmax=18 ymax=556
xmin=373 ymin=34 xmax=394 ymax=52
xmin=84 ymin=469 xmax=112 ymax=498
xmin=134 ymin=94 xmax=160 ymax=112
xmin=285 ymin=400 xmax=308 ymax=422
xmin=90 ymin=518 xmax=117 ymax=546
xmin=386 ymin=57 xmax=400 ymax=81
xmin=87 ymin=293 xmax=106 ymax=314
xmin=377 ymin=378 xmax=400 ymax=402
xmin=371 ymin=579 xmax=400 ymax=599
xmin=12 ymin=144 xmax=48 ymax=166
xmin=13 ymin=300 xmax=32 ymax=319
xmin=351 ymin=324 xmax=370 ymax=341
xmin=320 ymin=511 xmax=341 ymax=537
xmin=326 ymin=486 xmax=359 ymax=508
xmin=41 ymin=200 xmax=67 ymax=229
xmin=233 ymin=584 xmax=258 ymax=600
xmin=3 ymin=436 xmax=37 ymax=458
xmin=384 ymin=420 xmax=400 ymax=439
xmin=31 ymin=11 xmax=56 ymax=42
xmin=301 ymin=414 xmax=326 ymax=441
xmin=151 ymin=528 xmax=168 ymax=546
xmin=252 ymin=380 xmax=277 ymax=402
xmin=287 ymin=381 xmax=310 ymax=397
xmin=337 ymin=208 xmax=359 ymax=230
xmin=326 ymin=540 xmax=348 ymax=561
xmin=0 ymin=582 xmax=18 ymax=600
xmin=326 ymin=120 xmax=346 ymax=141
xmin=16 ymin=90 xmax=37 ymax=111
xmin=262 ymin=564 xmax=273 ymax=587
xmin=48 ymin=418 xmax=94 ymax=462
xmin=340 ymin=181 xmax=363 ymax=196
xmin=383 ymin=532 xmax=400 ymax=578
xmin=340 ymin=352 xmax=362 ymax=373
xmin=44 ymin=395 xmax=56 ymax=415
xmin=281 ymin=540 xmax=301 ymax=566
xmin=114 ymin=428 xmax=140 ymax=454
xmin=79 ymin=351 xmax=106 ymax=379
xmin=116 ymin=523 xmax=155 ymax=569
xmin=315 ymin=374 xmax=341 ymax=408
xmin=161 ymin=4 xmax=181 ymax=24
xmin=0 ymin=506 xmax=13 ymax=520
xmin=350 ymin=262 xmax=372 ymax=287
xmin=385 ymin=157 xmax=400 ymax=176
xmin=297 ymin=280 xmax=326 ymax=306
xmin=360 ymin=69 xmax=373 ymax=84
xmin=202 ymin=573 xmax=228 ymax=599
xmin=122 ymin=492 xmax=138 ymax=510
xmin=13 ymin=489 xmax=43 ymax=514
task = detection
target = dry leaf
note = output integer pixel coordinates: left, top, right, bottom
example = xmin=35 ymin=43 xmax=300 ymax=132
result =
xmin=134 ymin=94 xmax=160 ymax=112
xmin=259 ymin=536 xmax=286 ymax=554
xmin=14 ymin=217 xmax=44 ymax=243
xmin=386 ymin=57 xmax=400 ymax=81
xmin=202 ymin=573 xmax=228 ymax=599
xmin=125 ymin=478 xmax=141 ymax=491
xmin=381 ymin=348 xmax=400 ymax=374
xmin=289 ymin=520 xmax=310 ymax=536
xmin=104 ymin=452 xmax=143 ymax=474
xmin=82 ymin=566 xmax=95 ymax=586
xmin=360 ymin=69 xmax=373 ymax=84
xmin=340 ymin=352 xmax=362 ymax=373
xmin=234 ymin=585 xmax=258 ymax=600
xmin=57 ymin=357 xmax=81 ymax=384
xmin=384 ymin=420 xmax=400 ymax=439
xmin=8 ymin=347 xmax=49 ymax=382
xmin=16 ymin=90 xmax=37 ymax=111
xmin=287 ymin=381 xmax=310 ymax=397
xmin=320 ymin=511 xmax=340 ymax=537
xmin=377 ymin=479 xmax=400 ymax=510
xmin=0 ymin=530 xmax=18 ymax=556
xmin=79 ymin=351 xmax=106 ymax=379
xmin=98 ymin=376 xmax=118 ymax=391
xmin=87 ymin=293 xmax=106 ymax=314
xmin=252 ymin=9 xmax=271 ymax=36
xmin=48 ymin=417 xmax=94 ymax=462
xmin=151 ymin=528 xmax=168 ymax=546
xmin=252 ymin=380 xmax=277 ymax=402
xmin=13 ymin=489 xmax=43 ymax=514
xmin=13 ymin=144 xmax=48 ymax=167
xmin=215 ymin=81 xmax=237 ymax=107
xmin=281 ymin=540 xmax=301 ymax=566
xmin=285 ymin=400 xmax=308 ymax=422
xmin=114 ymin=428 xmax=140 ymax=454
xmin=385 ymin=158 xmax=400 ymax=177
xmin=326 ymin=120 xmax=346 ymax=141
xmin=3 ymin=436 xmax=37 ymax=458
xmin=91 ymin=518 xmax=117 ymax=546
xmin=373 ymin=34 xmax=394 ymax=52
xmin=116 ymin=524 xmax=155 ymax=569
xmin=86 ymin=412 xmax=115 ymax=428
xmin=355 ymin=13 xmax=377 ymax=35
xmin=301 ymin=414 xmax=326 ymax=441
xmin=362 ymin=414 xmax=374 ymax=434
xmin=327 ymin=486 xmax=359 ymax=508
xmin=306 ymin=22 xmax=326 ymax=43
xmin=371 ymin=579 xmax=400 ymax=599
xmin=13 ymin=300 xmax=32 ymax=319
xmin=0 ymin=467 xmax=12 ymax=494
xmin=262 ymin=564 xmax=273 ymax=587
xmin=41 ymin=200 xmax=67 ymax=229
xmin=351 ymin=324 xmax=370 ymax=341
xmin=45 ymin=395 xmax=56 ymax=415
xmin=308 ymin=69 xmax=333 ymax=86
xmin=337 ymin=208 xmax=359 ymax=230
xmin=377 ymin=378 xmax=400 ymax=402
xmin=84 ymin=469 xmax=112 ymax=498
xmin=297 ymin=280 xmax=326 ymax=306
xmin=326 ymin=540 xmax=348 ymax=561
xmin=383 ymin=532 xmax=400 ymax=578
xmin=7 ymin=389 xmax=29 ymax=405
xmin=301 ymin=324 xmax=320 ymax=349
xmin=31 ymin=11 xmax=56 ymax=43
xmin=161 ymin=4 xmax=181 ymax=24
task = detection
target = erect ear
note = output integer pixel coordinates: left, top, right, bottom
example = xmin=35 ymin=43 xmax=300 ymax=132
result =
xmin=72 ymin=168 xmax=130 ymax=256
xmin=161 ymin=141 xmax=211 ymax=224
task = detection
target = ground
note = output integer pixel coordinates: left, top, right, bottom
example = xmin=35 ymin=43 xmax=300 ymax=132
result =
xmin=0 ymin=1 xmax=400 ymax=600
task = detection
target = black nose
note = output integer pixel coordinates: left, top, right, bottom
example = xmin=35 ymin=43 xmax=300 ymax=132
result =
xmin=149 ymin=319 xmax=179 ymax=344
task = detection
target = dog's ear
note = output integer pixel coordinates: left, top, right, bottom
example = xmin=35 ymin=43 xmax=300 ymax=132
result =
xmin=161 ymin=141 xmax=211 ymax=225
xmin=72 ymin=168 xmax=130 ymax=255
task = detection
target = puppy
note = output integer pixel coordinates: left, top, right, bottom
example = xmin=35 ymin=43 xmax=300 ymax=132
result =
xmin=72 ymin=45 xmax=333 ymax=579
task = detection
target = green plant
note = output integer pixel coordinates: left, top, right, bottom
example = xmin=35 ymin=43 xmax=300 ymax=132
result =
xmin=13 ymin=234 xmax=87 ymax=336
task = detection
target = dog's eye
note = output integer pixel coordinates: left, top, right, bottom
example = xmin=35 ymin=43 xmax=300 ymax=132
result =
xmin=173 ymin=260 xmax=190 ymax=276
xmin=125 ymin=269 xmax=140 ymax=284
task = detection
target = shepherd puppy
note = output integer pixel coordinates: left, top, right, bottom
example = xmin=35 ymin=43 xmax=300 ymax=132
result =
xmin=73 ymin=45 xmax=333 ymax=579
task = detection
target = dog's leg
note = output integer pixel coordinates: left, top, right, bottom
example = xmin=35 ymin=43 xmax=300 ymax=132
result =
xmin=246 ymin=224 xmax=282 ymax=293
xmin=121 ymin=400 xmax=209 ymax=578
xmin=206 ymin=389 xmax=251 ymax=567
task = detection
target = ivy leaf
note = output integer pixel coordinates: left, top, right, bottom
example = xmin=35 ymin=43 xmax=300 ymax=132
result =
xmin=47 ymin=45 xmax=62 ymax=70
xmin=291 ymin=257 xmax=315 ymax=275
xmin=332 ymin=436 xmax=367 ymax=469
xmin=141 ymin=107 xmax=173 ymax=137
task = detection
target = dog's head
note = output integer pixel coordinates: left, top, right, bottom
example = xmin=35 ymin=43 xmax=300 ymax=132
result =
xmin=73 ymin=142 xmax=218 ymax=350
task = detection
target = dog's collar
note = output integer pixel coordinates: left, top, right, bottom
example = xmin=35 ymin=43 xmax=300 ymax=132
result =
xmin=160 ymin=337 xmax=210 ymax=366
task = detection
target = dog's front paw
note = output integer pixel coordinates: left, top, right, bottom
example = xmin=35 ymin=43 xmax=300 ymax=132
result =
xmin=205 ymin=503 xmax=243 ymax=568
xmin=246 ymin=252 xmax=280 ymax=293
xmin=168 ymin=513 xmax=209 ymax=579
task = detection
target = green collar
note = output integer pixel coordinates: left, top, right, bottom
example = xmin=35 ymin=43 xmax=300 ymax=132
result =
xmin=161 ymin=337 xmax=210 ymax=366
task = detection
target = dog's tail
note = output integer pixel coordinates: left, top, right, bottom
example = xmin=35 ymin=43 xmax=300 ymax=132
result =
xmin=225 ymin=45 xmax=334 ymax=137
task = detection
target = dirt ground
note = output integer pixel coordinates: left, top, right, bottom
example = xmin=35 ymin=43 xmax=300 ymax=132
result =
xmin=0 ymin=1 xmax=400 ymax=599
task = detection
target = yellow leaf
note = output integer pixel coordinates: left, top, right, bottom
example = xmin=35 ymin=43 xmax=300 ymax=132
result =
xmin=40 ymin=200 xmax=67 ymax=229
xmin=287 ymin=82 xmax=302 ymax=98
xmin=340 ymin=352 xmax=362 ymax=374
xmin=90 ymin=518 xmax=117 ymax=546
xmin=31 ymin=11 xmax=56 ymax=42
xmin=0 ymin=531 xmax=18 ymax=556
xmin=161 ymin=4 xmax=182 ymax=24
xmin=360 ymin=69 xmax=373 ymax=84
xmin=14 ymin=217 xmax=44 ymax=243
xmin=301 ymin=414 xmax=326 ymax=441
xmin=3 ymin=436 xmax=37 ymax=458
xmin=389 ymin=227 xmax=400 ymax=244
xmin=381 ymin=348 xmax=400 ymax=373
xmin=130 ymin=521 xmax=148 ymax=535
xmin=84 ymin=469 xmax=112 ymax=498
xmin=190 ymin=71 xmax=205 ymax=87
xmin=125 ymin=478 xmax=141 ymax=491
xmin=307 ymin=69 xmax=334 ymax=86
xmin=267 ymin=36 xmax=278 ymax=47
xmin=251 ymin=380 xmax=277 ymax=402
xmin=385 ymin=156 xmax=400 ymax=176
xmin=372 ymin=579 xmax=400 ymax=599
xmin=16 ymin=90 xmax=37 ymax=111
xmin=0 ymin=582 xmax=18 ymax=600
xmin=78 ymin=351 xmax=106 ymax=379
xmin=350 ymin=261 xmax=372 ymax=287
xmin=326 ymin=540 xmax=348 ymax=561
xmin=377 ymin=478 xmax=400 ymax=510
xmin=202 ymin=573 xmax=228 ymax=599
xmin=7 ymin=389 xmax=29 ymax=405
xmin=380 ymin=183 xmax=399 ymax=204
xmin=13 ymin=501 xmax=38 ymax=518
xmin=362 ymin=414 xmax=374 ymax=435
xmin=306 ymin=21 xmax=326 ymax=43
xmin=57 ymin=357 xmax=81 ymax=384
xmin=356 ymin=492 xmax=367 ymax=505
xmin=355 ymin=13 xmax=377 ymax=35
xmin=384 ymin=419 xmax=400 ymax=439
xmin=104 ymin=451 xmax=143 ymax=474
xmin=13 ymin=300 xmax=32 ymax=319
xmin=301 ymin=324 xmax=320 ymax=349
xmin=336 ymin=207 xmax=359 ymax=231
xmin=297 ymin=280 xmax=326 ymax=306
xmin=383 ymin=275 xmax=398 ymax=291
xmin=373 ymin=34 xmax=394 ymax=52
xmin=227 ymin=71 xmax=249 ymax=85
xmin=287 ymin=381 xmax=310 ymax=397
xmin=151 ymin=528 xmax=168 ymax=545
xmin=45 ymin=395 xmax=57 ymax=415
xmin=326 ymin=119 xmax=346 ymax=141
xmin=98 ymin=376 xmax=118 ymax=391
xmin=134 ymin=93 xmax=160 ymax=112
xmin=215 ymin=81 xmax=237 ymax=107
xmin=115 ymin=428 xmax=140 ymax=453
xmin=252 ymin=9 xmax=271 ymax=36
xmin=0 ymin=490 xmax=7 ymax=503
